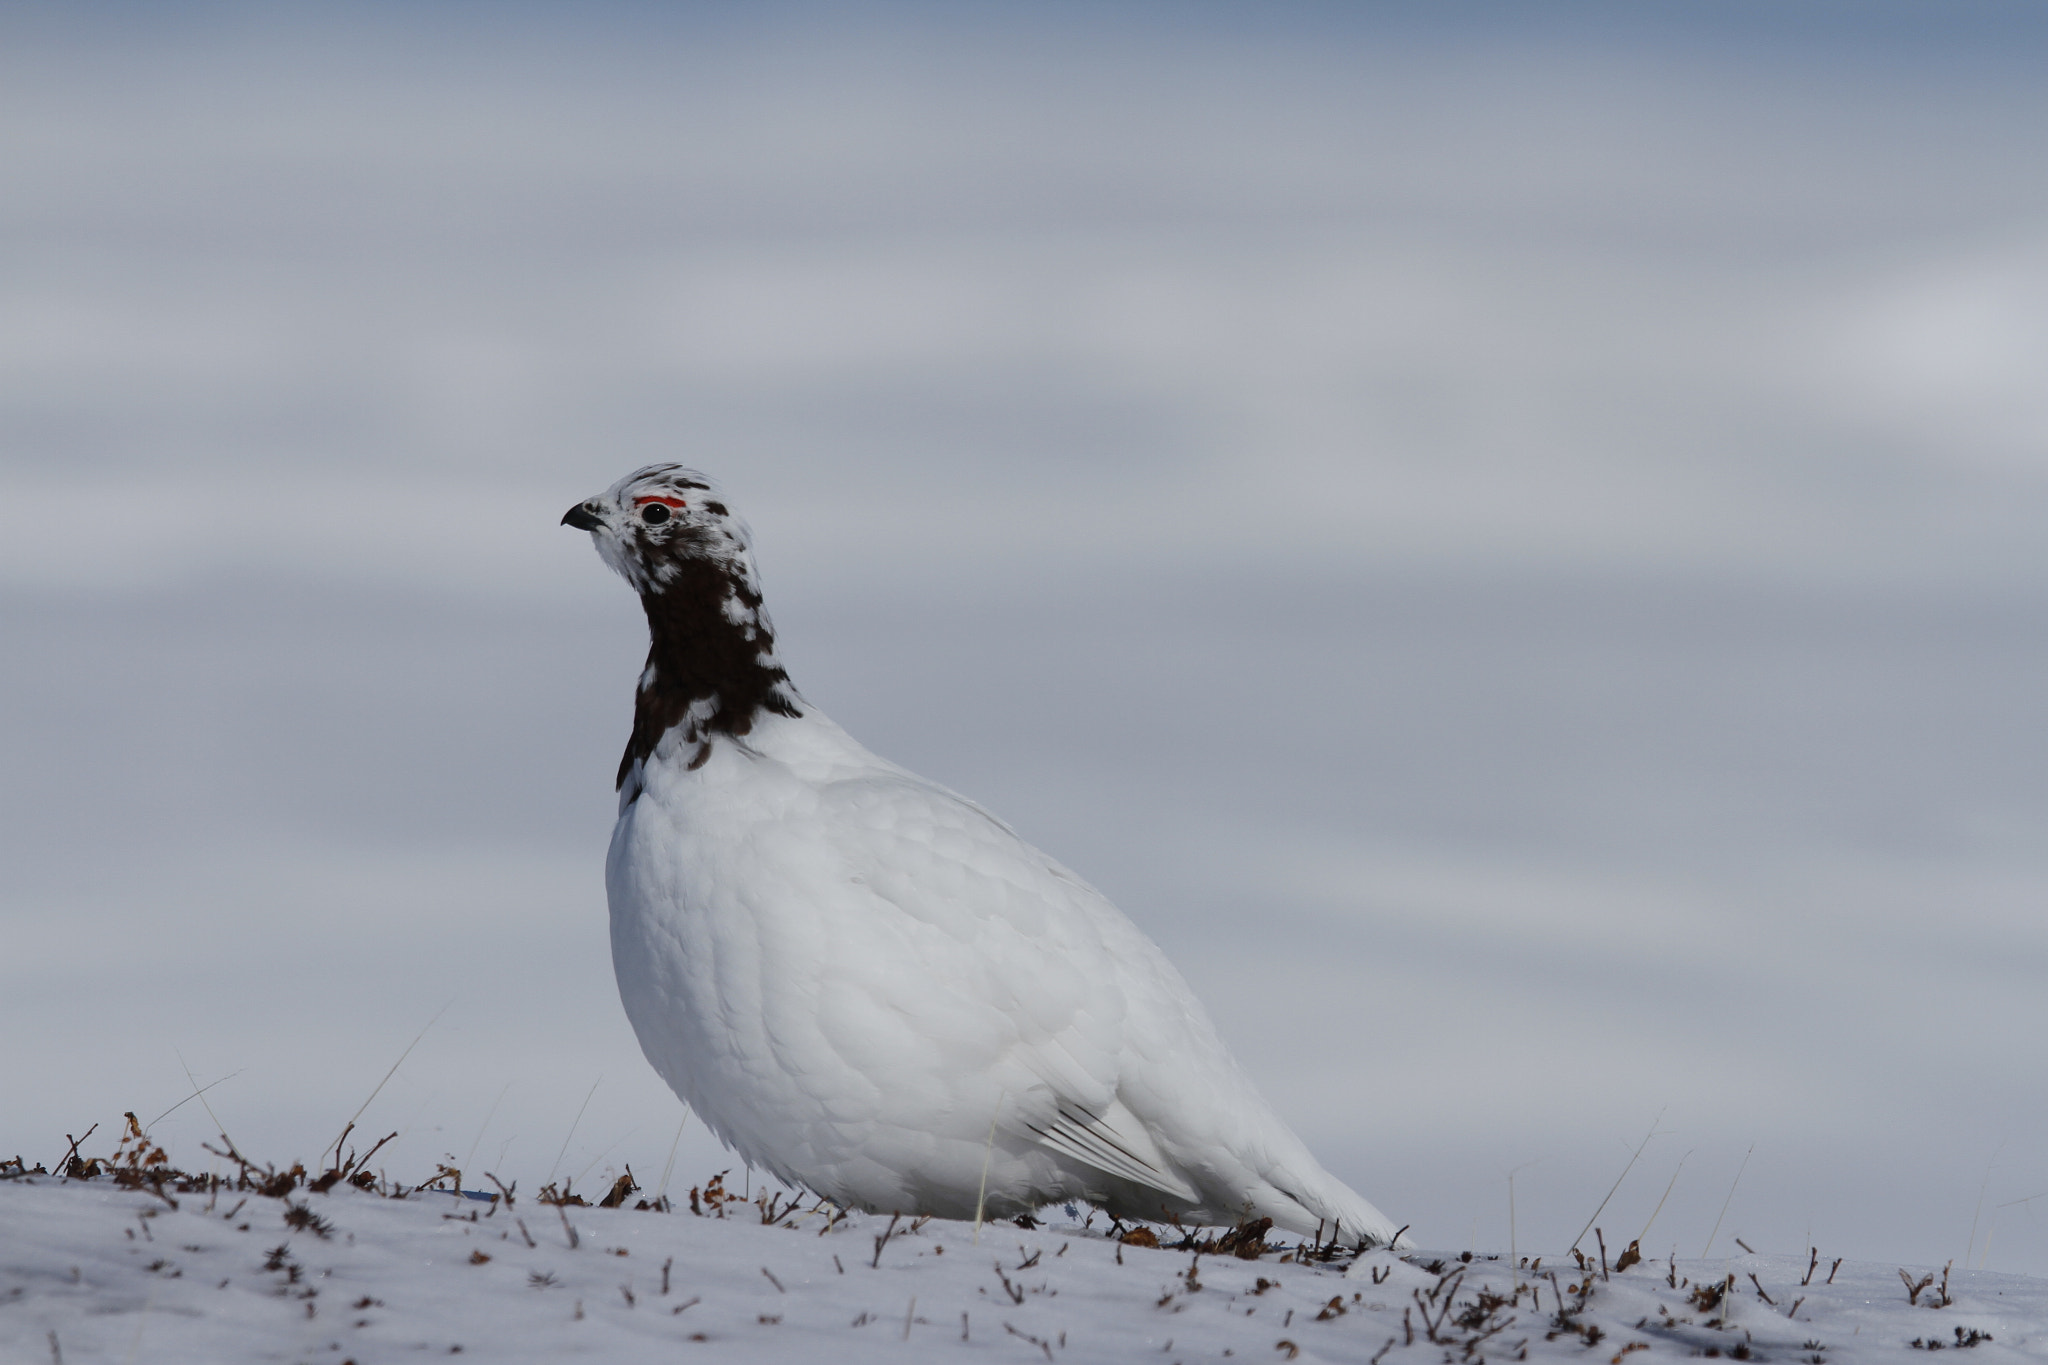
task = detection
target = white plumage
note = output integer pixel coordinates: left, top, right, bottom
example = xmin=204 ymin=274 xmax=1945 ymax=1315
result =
xmin=564 ymin=465 xmax=1406 ymax=1246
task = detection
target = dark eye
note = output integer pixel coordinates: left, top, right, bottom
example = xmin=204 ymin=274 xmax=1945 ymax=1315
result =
xmin=641 ymin=503 xmax=671 ymax=524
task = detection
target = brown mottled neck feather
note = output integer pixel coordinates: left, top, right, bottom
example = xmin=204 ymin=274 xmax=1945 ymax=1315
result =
xmin=618 ymin=557 xmax=802 ymax=791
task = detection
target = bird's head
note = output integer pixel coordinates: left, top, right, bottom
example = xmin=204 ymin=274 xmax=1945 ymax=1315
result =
xmin=561 ymin=464 xmax=756 ymax=598
xmin=565 ymin=465 xmax=799 ymax=791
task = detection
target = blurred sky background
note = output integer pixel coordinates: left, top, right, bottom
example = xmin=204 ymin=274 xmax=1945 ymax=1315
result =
xmin=5 ymin=0 xmax=2047 ymax=1275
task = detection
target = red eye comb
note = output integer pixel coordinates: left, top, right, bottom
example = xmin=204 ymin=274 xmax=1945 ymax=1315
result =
xmin=633 ymin=494 xmax=687 ymax=510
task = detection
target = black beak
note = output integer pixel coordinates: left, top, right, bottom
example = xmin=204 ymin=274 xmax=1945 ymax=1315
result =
xmin=561 ymin=502 xmax=604 ymax=531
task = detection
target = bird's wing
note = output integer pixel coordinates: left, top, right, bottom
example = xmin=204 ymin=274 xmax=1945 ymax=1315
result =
xmin=1023 ymin=1098 xmax=1200 ymax=1204
xmin=808 ymin=769 xmax=1213 ymax=1201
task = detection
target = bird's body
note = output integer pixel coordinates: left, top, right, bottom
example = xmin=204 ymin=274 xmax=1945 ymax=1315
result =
xmin=567 ymin=465 xmax=1405 ymax=1245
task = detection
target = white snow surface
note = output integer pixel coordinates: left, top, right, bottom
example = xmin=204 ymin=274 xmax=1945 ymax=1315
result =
xmin=6 ymin=1171 xmax=2045 ymax=1365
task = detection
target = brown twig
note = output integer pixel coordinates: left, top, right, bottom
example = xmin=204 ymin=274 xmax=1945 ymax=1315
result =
xmin=1002 ymin=1321 xmax=1053 ymax=1361
xmin=55 ymin=1125 xmax=98 ymax=1181
xmin=872 ymin=1212 xmax=901 ymax=1268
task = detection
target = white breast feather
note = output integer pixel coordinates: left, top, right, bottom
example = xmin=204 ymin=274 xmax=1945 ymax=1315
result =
xmin=605 ymin=710 xmax=1403 ymax=1244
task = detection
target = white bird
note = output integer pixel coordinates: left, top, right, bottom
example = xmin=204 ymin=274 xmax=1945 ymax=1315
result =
xmin=563 ymin=465 xmax=1407 ymax=1246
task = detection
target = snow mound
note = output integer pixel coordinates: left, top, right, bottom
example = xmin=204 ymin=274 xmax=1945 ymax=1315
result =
xmin=5 ymin=1170 xmax=2046 ymax=1363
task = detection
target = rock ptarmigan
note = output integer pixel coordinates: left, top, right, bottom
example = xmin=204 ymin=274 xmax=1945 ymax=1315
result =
xmin=563 ymin=464 xmax=1407 ymax=1247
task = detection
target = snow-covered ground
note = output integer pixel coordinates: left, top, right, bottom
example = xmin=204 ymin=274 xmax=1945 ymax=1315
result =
xmin=7 ymin=1147 xmax=2044 ymax=1364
